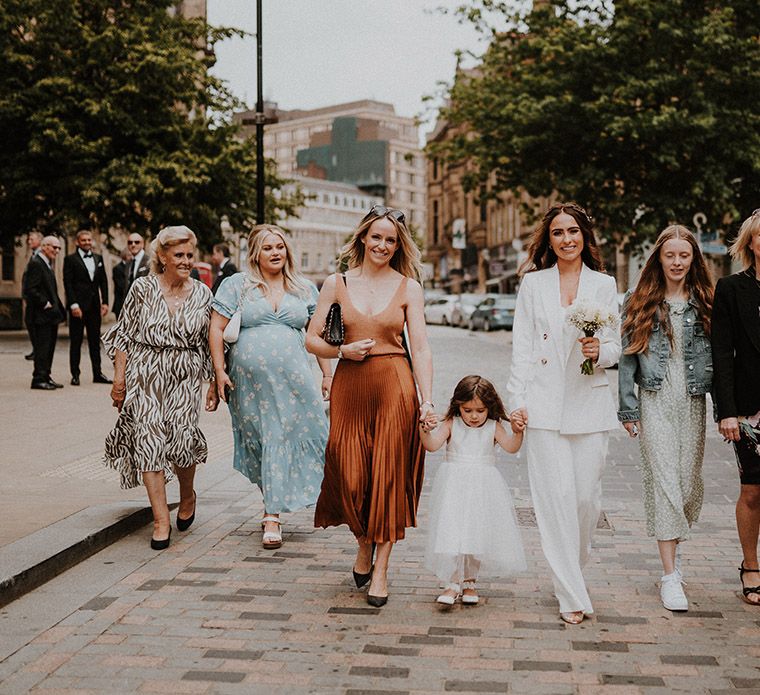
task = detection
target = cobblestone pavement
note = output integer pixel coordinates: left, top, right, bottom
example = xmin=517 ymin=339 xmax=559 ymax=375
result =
xmin=1 ymin=326 xmax=758 ymax=694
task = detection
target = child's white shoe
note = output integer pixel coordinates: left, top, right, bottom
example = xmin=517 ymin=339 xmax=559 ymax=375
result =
xmin=436 ymin=583 xmax=460 ymax=605
xmin=461 ymin=580 xmax=479 ymax=605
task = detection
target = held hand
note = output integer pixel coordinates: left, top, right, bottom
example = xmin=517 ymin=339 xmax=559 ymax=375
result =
xmin=510 ymin=407 xmax=528 ymax=432
xmin=719 ymin=417 xmax=741 ymax=442
xmin=71 ymin=307 xmax=83 ymax=319
xmin=205 ymin=382 xmax=220 ymax=412
xmin=100 ymin=303 xmax=108 ymax=317
xmin=579 ymin=336 xmax=600 ymax=362
xmin=623 ymin=420 xmax=640 ymax=438
xmin=215 ymin=370 xmax=234 ymax=403
xmin=321 ymin=375 xmax=332 ymax=401
xmin=343 ymin=338 xmax=376 ymax=361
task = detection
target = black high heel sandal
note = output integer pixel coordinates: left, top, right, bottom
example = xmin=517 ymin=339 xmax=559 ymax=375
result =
xmin=739 ymin=562 xmax=760 ymax=605
xmin=151 ymin=529 xmax=171 ymax=550
xmin=352 ymin=542 xmax=376 ymax=589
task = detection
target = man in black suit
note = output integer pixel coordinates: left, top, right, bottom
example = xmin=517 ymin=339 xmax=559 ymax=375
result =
xmin=126 ymin=232 xmax=150 ymax=289
xmin=63 ymin=230 xmax=111 ymax=385
xmin=21 ymin=231 xmax=43 ymax=360
xmin=111 ymin=246 xmax=131 ymax=318
xmin=26 ymin=236 xmax=65 ymax=390
xmin=211 ymin=243 xmax=238 ymax=295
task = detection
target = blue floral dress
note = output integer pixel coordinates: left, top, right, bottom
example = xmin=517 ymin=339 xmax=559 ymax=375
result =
xmin=212 ymin=273 xmax=328 ymax=513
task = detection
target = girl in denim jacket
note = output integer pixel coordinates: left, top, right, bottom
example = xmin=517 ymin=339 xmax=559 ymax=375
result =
xmin=618 ymin=225 xmax=713 ymax=612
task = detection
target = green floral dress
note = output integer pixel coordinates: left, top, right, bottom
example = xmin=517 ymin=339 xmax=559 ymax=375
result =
xmin=639 ymin=300 xmax=705 ymax=540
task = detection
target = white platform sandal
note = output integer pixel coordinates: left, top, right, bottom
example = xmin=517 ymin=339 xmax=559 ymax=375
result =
xmin=261 ymin=515 xmax=282 ymax=549
xmin=436 ymin=583 xmax=461 ymax=606
xmin=461 ymin=580 xmax=479 ymax=605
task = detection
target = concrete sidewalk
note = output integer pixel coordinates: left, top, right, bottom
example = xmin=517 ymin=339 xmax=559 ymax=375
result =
xmin=1 ymin=326 xmax=758 ymax=693
xmin=0 ymin=330 xmax=246 ymax=604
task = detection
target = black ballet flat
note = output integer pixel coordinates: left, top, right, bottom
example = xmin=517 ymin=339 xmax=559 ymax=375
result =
xmin=150 ymin=529 xmax=171 ymax=550
xmin=352 ymin=542 xmax=376 ymax=588
xmin=367 ymin=593 xmax=388 ymax=608
xmin=176 ymin=492 xmax=196 ymax=532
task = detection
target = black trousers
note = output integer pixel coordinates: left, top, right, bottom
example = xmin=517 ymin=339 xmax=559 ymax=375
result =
xmin=69 ymin=307 xmax=102 ymax=377
xmin=24 ymin=306 xmax=37 ymax=352
xmin=32 ymin=322 xmax=58 ymax=383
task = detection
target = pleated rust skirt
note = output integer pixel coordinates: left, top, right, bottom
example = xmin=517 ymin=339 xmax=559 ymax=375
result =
xmin=314 ymin=354 xmax=425 ymax=543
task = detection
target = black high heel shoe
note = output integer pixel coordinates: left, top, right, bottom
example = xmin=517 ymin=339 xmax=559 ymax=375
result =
xmin=176 ymin=491 xmax=196 ymax=532
xmin=150 ymin=529 xmax=171 ymax=550
xmin=367 ymin=593 xmax=388 ymax=607
xmin=352 ymin=543 xmax=376 ymax=588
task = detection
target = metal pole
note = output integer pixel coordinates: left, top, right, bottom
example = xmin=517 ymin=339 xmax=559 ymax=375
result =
xmin=255 ymin=0 xmax=265 ymax=224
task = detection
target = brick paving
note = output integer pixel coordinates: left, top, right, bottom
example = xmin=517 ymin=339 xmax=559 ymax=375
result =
xmin=1 ymin=326 xmax=759 ymax=693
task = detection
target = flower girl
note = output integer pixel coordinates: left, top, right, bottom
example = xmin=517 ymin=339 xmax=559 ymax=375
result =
xmin=421 ymin=375 xmax=527 ymax=606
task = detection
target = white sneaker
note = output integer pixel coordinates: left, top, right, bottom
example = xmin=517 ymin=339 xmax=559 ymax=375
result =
xmin=661 ymin=572 xmax=688 ymax=611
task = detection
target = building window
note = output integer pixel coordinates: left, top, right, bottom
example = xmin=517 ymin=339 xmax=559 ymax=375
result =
xmin=316 ymin=253 xmax=322 ymax=269
xmin=433 ymin=200 xmax=440 ymax=246
xmin=301 ymin=252 xmax=309 ymax=269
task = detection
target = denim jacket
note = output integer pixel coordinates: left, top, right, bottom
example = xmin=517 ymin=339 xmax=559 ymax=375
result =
xmin=617 ymin=293 xmax=713 ymax=422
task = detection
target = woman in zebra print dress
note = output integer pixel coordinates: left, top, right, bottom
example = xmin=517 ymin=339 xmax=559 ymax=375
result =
xmin=103 ymin=226 xmax=219 ymax=550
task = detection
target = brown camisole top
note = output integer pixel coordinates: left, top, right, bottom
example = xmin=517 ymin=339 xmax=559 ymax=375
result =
xmin=335 ymin=274 xmax=408 ymax=356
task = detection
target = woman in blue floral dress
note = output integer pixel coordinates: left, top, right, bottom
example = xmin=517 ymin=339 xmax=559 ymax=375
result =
xmin=209 ymin=226 xmax=330 ymax=548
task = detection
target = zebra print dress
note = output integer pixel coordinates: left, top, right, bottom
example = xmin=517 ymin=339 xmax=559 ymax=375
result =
xmin=102 ymin=275 xmax=213 ymax=489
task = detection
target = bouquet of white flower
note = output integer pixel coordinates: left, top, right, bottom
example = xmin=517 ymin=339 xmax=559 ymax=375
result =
xmin=565 ymin=301 xmax=619 ymax=375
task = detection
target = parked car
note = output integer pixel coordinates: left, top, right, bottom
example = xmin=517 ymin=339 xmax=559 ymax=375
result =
xmin=424 ymin=295 xmax=458 ymax=325
xmin=451 ymin=293 xmax=498 ymax=327
xmin=468 ymin=295 xmax=517 ymax=331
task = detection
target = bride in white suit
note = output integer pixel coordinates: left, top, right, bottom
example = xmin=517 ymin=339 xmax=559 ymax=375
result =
xmin=507 ymin=203 xmax=620 ymax=625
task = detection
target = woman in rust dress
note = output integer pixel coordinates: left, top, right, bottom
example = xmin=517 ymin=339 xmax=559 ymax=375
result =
xmin=306 ymin=205 xmax=434 ymax=607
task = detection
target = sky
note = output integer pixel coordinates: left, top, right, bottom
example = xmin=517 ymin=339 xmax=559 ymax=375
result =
xmin=206 ymin=0 xmax=488 ymax=139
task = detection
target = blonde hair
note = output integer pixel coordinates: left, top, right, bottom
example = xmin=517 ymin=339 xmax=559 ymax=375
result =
xmin=246 ymin=225 xmax=309 ymax=297
xmin=150 ymin=225 xmax=197 ymax=274
xmin=339 ymin=212 xmax=422 ymax=280
xmin=729 ymin=213 xmax=760 ymax=270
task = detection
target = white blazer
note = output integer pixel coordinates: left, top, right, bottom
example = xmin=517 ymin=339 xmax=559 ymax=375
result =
xmin=506 ymin=264 xmax=621 ymax=434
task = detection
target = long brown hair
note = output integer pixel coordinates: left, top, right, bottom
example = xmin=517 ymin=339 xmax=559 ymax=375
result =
xmin=444 ymin=375 xmax=509 ymax=422
xmin=520 ymin=202 xmax=604 ymax=274
xmin=339 ymin=208 xmax=422 ymax=280
xmin=622 ymin=225 xmax=713 ymax=355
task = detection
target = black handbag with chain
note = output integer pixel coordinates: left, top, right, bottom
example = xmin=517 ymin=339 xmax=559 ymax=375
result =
xmin=321 ymin=302 xmax=344 ymax=345
xmin=321 ymin=274 xmax=345 ymax=345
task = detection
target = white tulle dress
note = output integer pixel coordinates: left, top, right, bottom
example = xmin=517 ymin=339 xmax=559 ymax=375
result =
xmin=425 ymin=417 xmax=527 ymax=584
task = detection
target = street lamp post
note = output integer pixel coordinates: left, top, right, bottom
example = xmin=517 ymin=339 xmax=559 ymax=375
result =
xmin=255 ymin=0 xmax=265 ymax=224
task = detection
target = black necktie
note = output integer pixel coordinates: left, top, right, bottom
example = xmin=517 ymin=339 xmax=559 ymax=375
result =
xmin=130 ymin=258 xmax=137 ymax=280
xmin=83 ymin=251 xmax=93 ymax=258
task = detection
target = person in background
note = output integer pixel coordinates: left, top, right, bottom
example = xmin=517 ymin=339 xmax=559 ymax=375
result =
xmin=63 ymin=230 xmax=111 ymax=386
xmin=712 ymin=210 xmax=760 ymax=606
xmin=618 ymin=225 xmax=713 ymax=612
xmin=126 ymin=232 xmax=150 ymax=289
xmin=211 ymin=242 xmax=238 ymax=295
xmin=26 ymin=236 xmax=66 ymax=390
xmin=112 ymin=247 xmax=132 ymax=318
xmin=22 ymin=231 xmax=43 ymax=360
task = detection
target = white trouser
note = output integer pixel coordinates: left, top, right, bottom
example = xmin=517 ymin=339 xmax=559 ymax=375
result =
xmin=526 ymin=428 xmax=609 ymax=614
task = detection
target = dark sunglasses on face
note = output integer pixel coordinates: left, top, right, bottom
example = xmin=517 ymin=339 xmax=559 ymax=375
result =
xmin=365 ymin=204 xmax=406 ymax=225
xmin=127 ymin=240 xmax=141 ymax=245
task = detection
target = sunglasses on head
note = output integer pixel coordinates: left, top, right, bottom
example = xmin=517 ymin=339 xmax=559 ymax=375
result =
xmin=752 ymin=208 xmax=760 ymax=217
xmin=365 ymin=204 xmax=406 ymax=225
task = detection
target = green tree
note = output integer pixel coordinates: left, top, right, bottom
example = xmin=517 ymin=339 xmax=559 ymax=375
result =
xmin=0 ymin=0 xmax=301 ymax=248
xmin=430 ymin=0 xmax=760 ymax=251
